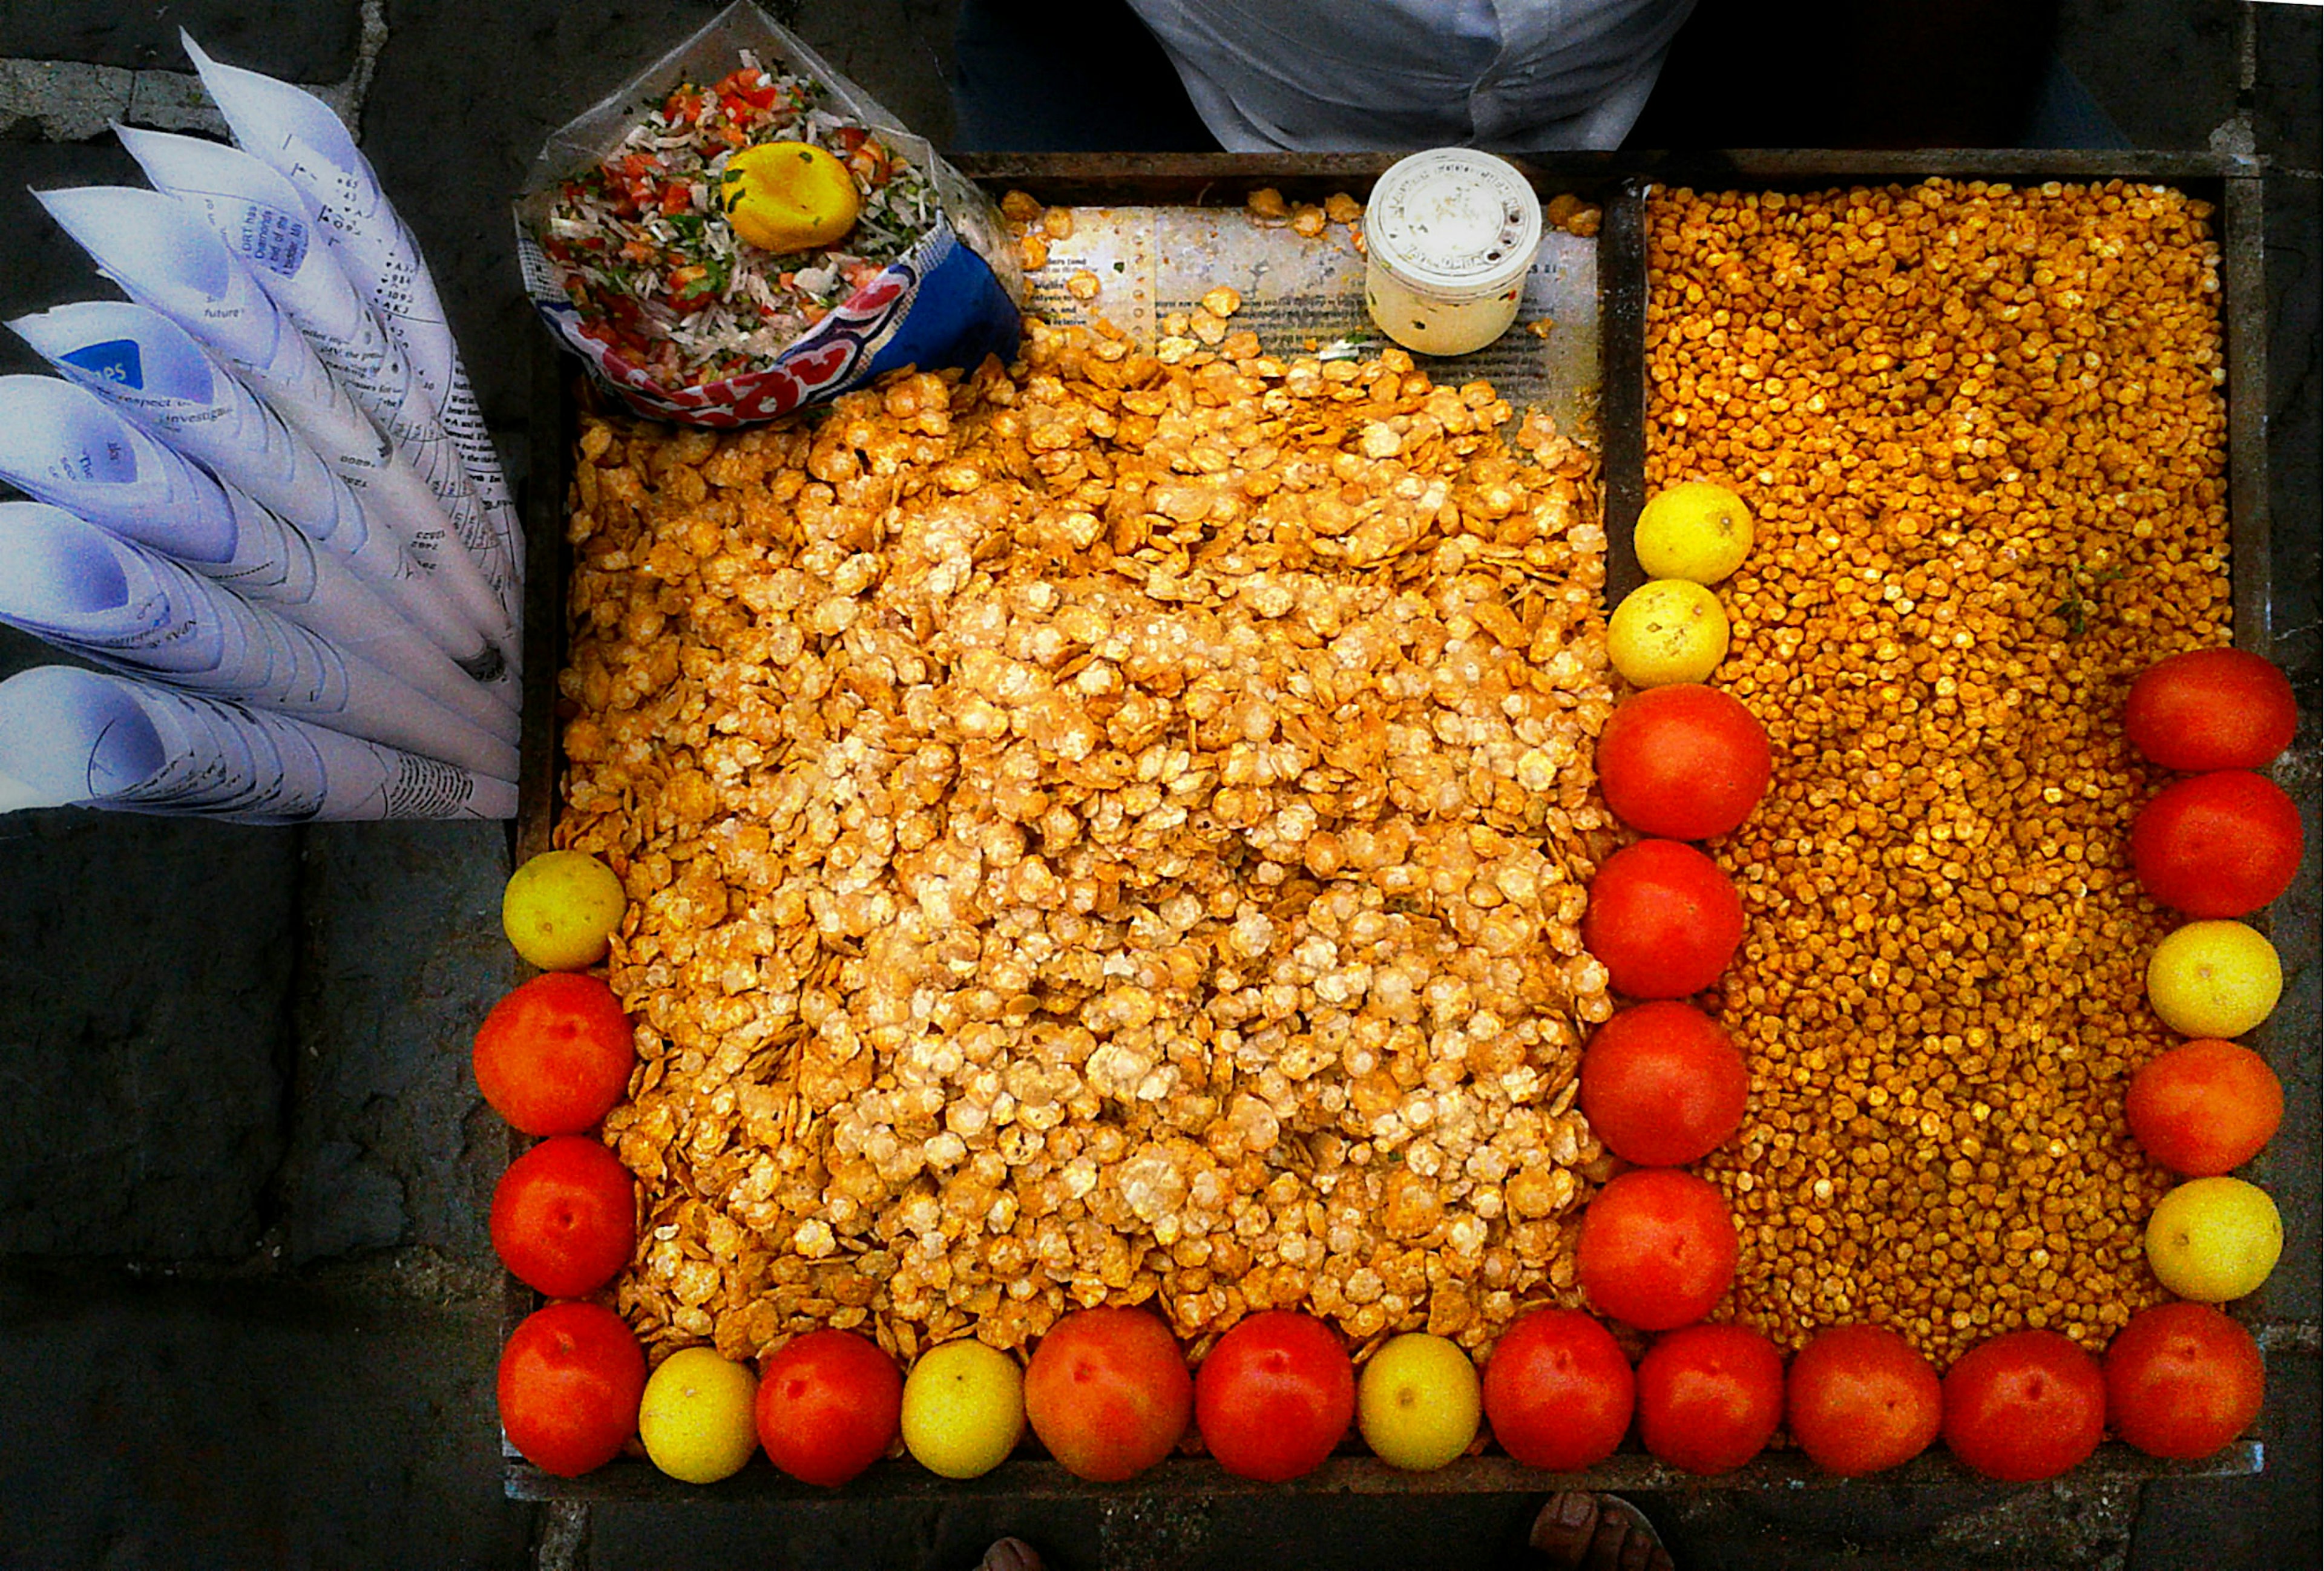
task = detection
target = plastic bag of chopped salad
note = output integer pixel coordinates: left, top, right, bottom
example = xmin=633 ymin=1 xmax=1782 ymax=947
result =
xmin=514 ymin=1 xmax=1022 ymax=427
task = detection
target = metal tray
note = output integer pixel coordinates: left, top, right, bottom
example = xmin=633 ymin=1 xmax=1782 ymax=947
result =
xmin=507 ymin=150 xmax=2274 ymax=1500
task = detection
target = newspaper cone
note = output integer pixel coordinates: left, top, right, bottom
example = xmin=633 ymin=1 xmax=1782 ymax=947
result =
xmin=0 ymin=665 xmax=516 ymax=822
xmin=0 ymin=502 xmax=515 ymax=779
xmin=182 ymin=34 xmax=525 ymax=602
xmin=32 ymin=185 xmax=516 ymax=671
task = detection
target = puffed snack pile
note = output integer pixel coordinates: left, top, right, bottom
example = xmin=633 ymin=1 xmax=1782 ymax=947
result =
xmin=558 ymin=313 xmax=1620 ymax=1366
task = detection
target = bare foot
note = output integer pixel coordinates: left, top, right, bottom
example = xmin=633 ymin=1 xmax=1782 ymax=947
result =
xmin=977 ymin=1538 xmax=1043 ymax=1571
xmin=1529 ymin=1493 xmax=1675 ymax=1571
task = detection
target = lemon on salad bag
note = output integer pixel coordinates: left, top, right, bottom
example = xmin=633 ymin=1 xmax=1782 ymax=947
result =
xmin=515 ymin=1 xmax=1021 ymax=428
xmin=721 ymin=141 xmax=861 ymax=252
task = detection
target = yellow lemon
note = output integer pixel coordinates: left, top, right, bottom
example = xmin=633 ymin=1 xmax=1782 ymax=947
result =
xmin=1356 ymin=1332 xmax=1479 ymax=1471
xmin=1636 ymin=480 xmax=1753 ymax=584
xmin=502 ymin=848 xmax=627 ymax=971
xmin=901 ymin=1339 xmax=1025 ymax=1480
xmin=2147 ymin=920 xmax=2280 ymax=1038
xmin=2145 ymin=1177 xmax=2282 ymax=1302
xmin=721 ymin=142 xmax=859 ymax=254
xmin=1607 ymin=579 xmax=1730 ymax=687
xmin=638 ymin=1347 xmax=760 ymax=1484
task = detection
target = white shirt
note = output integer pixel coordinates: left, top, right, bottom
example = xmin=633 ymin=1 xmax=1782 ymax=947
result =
xmin=1126 ymin=0 xmax=1695 ymax=152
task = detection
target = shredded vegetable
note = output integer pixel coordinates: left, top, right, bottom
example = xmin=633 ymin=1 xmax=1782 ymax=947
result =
xmin=539 ymin=54 xmax=935 ymax=389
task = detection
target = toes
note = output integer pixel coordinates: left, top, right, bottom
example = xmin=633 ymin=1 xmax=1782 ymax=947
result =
xmin=1531 ymin=1494 xmax=1672 ymax=1571
xmin=1599 ymin=1501 xmax=1672 ymax=1571
xmin=978 ymin=1538 xmax=1043 ymax=1571
xmin=1588 ymin=1507 xmax=1638 ymax=1571
xmin=1529 ymin=1492 xmax=1603 ymax=1564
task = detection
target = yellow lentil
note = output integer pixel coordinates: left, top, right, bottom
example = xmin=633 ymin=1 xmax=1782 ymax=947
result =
xmin=1646 ymin=179 xmax=2230 ymax=1368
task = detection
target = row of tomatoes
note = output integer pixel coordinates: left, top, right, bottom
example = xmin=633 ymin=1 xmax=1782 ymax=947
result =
xmin=1575 ymin=609 xmax=1765 ymax=1358
xmin=2123 ymin=647 xmax=2302 ymax=921
xmin=474 ymin=1023 xmax=2269 ymax=1475
xmin=1566 ymin=654 xmax=1799 ymax=1481
xmin=493 ymin=1282 xmax=2262 ymax=1484
xmin=474 ymin=682 xmax=2282 ymax=1484
xmin=1563 ymin=682 xmax=1764 ymax=1405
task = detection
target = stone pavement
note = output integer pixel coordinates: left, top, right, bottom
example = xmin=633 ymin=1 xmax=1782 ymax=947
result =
xmin=0 ymin=3 xmax=2313 ymax=1569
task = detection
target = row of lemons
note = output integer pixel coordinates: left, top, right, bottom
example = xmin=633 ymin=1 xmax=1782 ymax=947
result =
xmin=1605 ymin=482 xmax=1751 ymax=686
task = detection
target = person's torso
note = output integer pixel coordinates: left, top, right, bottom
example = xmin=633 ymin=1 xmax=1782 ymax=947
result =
xmin=1125 ymin=0 xmax=1696 ymax=150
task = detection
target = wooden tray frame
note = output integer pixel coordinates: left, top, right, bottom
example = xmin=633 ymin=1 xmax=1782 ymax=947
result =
xmin=505 ymin=150 xmax=2277 ymax=1500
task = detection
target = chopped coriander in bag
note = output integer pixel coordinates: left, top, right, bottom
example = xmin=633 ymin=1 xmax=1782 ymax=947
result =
xmin=515 ymin=1 xmax=1022 ymax=427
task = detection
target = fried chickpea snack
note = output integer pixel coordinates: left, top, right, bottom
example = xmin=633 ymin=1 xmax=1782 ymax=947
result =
xmin=561 ymin=323 xmax=1617 ymax=1366
xmin=1647 ymin=180 xmax=2230 ymax=1366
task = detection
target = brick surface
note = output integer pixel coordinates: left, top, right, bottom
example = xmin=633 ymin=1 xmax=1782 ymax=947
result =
xmin=0 ymin=807 xmax=296 ymax=1259
xmin=589 ymin=1498 xmax=1112 ymax=1571
xmin=283 ymin=821 xmax=516 ymax=1264
xmin=2254 ymin=5 xmax=2320 ymax=172
xmin=1661 ymin=1480 xmax=2146 ymax=1571
xmin=0 ymin=2 xmax=361 ymax=81
xmin=0 ymin=1260 xmax=531 ymax=1570
xmin=2058 ymin=0 xmax=2240 ymax=149
xmin=2247 ymin=171 xmax=2320 ymax=1329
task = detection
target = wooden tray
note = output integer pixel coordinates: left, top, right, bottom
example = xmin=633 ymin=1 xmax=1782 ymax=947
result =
xmin=505 ymin=151 xmax=2277 ymax=1500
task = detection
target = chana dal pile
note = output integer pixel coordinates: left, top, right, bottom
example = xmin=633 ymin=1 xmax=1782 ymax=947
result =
xmin=559 ymin=315 xmax=1621 ymax=1365
xmin=1648 ymin=180 xmax=2229 ymax=1365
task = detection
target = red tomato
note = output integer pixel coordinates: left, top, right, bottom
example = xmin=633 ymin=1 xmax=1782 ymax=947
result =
xmin=1579 ymin=1001 xmax=1750 ymax=1166
xmin=1595 ymin=684 xmax=1771 ymax=841
xmin=2129 ymin=770 xmax=2302 ymax=917
xmin=716 ymin=68 xmax=780 ymax=111
xmin=2125 ymin=648 xmax=2296 ymax=772
xmin=1193 ymin=1311 xmax=1354 ymax=1482
xmin=1576 ymin=1169 xmax=1738 ymax=1331
xmin=1480 ymin=1308 xmax=1635 ymax=1472
xmin=491 ymin=1135 xmax=637 ymax=1298
xmin=498 ymin=1301 xmax=647 ymax=1478
xmin=1581 ymin=839 xmax=1745 ymax=999
xmin=1025 ymin=1308 xmax=1193 ymax=1483
xmin=473 ymin=973 xmax=636 ymax=1136
xmin=1785 ymin=1323 xmax=1942 ymax=1476
xmin=754 ymin=1330 xmax=902 ymax=1487
xmin=1942 ymin=1329 xmax=2105 ymax=1481
xmin=2104 ymin=1302 xmax=2265 ymax=1460
xmin=1635 ymin=1323 xmax=1784 ymax=1476
xmin=2126 ymin=1038 xmax=2283 ymax=1176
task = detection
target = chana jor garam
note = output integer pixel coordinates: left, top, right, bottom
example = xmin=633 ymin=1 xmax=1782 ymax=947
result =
xmin=1648 ymin=180 xmax=2228 ymax=1366
xmin=559 ymin=312 xmax=1620 ymax=1366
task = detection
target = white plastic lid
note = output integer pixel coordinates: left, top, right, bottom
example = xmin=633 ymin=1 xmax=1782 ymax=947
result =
xmin=1365 ymin=149 xmax=1543 ymax=300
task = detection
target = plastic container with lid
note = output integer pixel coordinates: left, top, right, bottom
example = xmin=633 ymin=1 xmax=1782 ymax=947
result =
xmin=1362 ymin=149 xmax=1543 ymax=358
